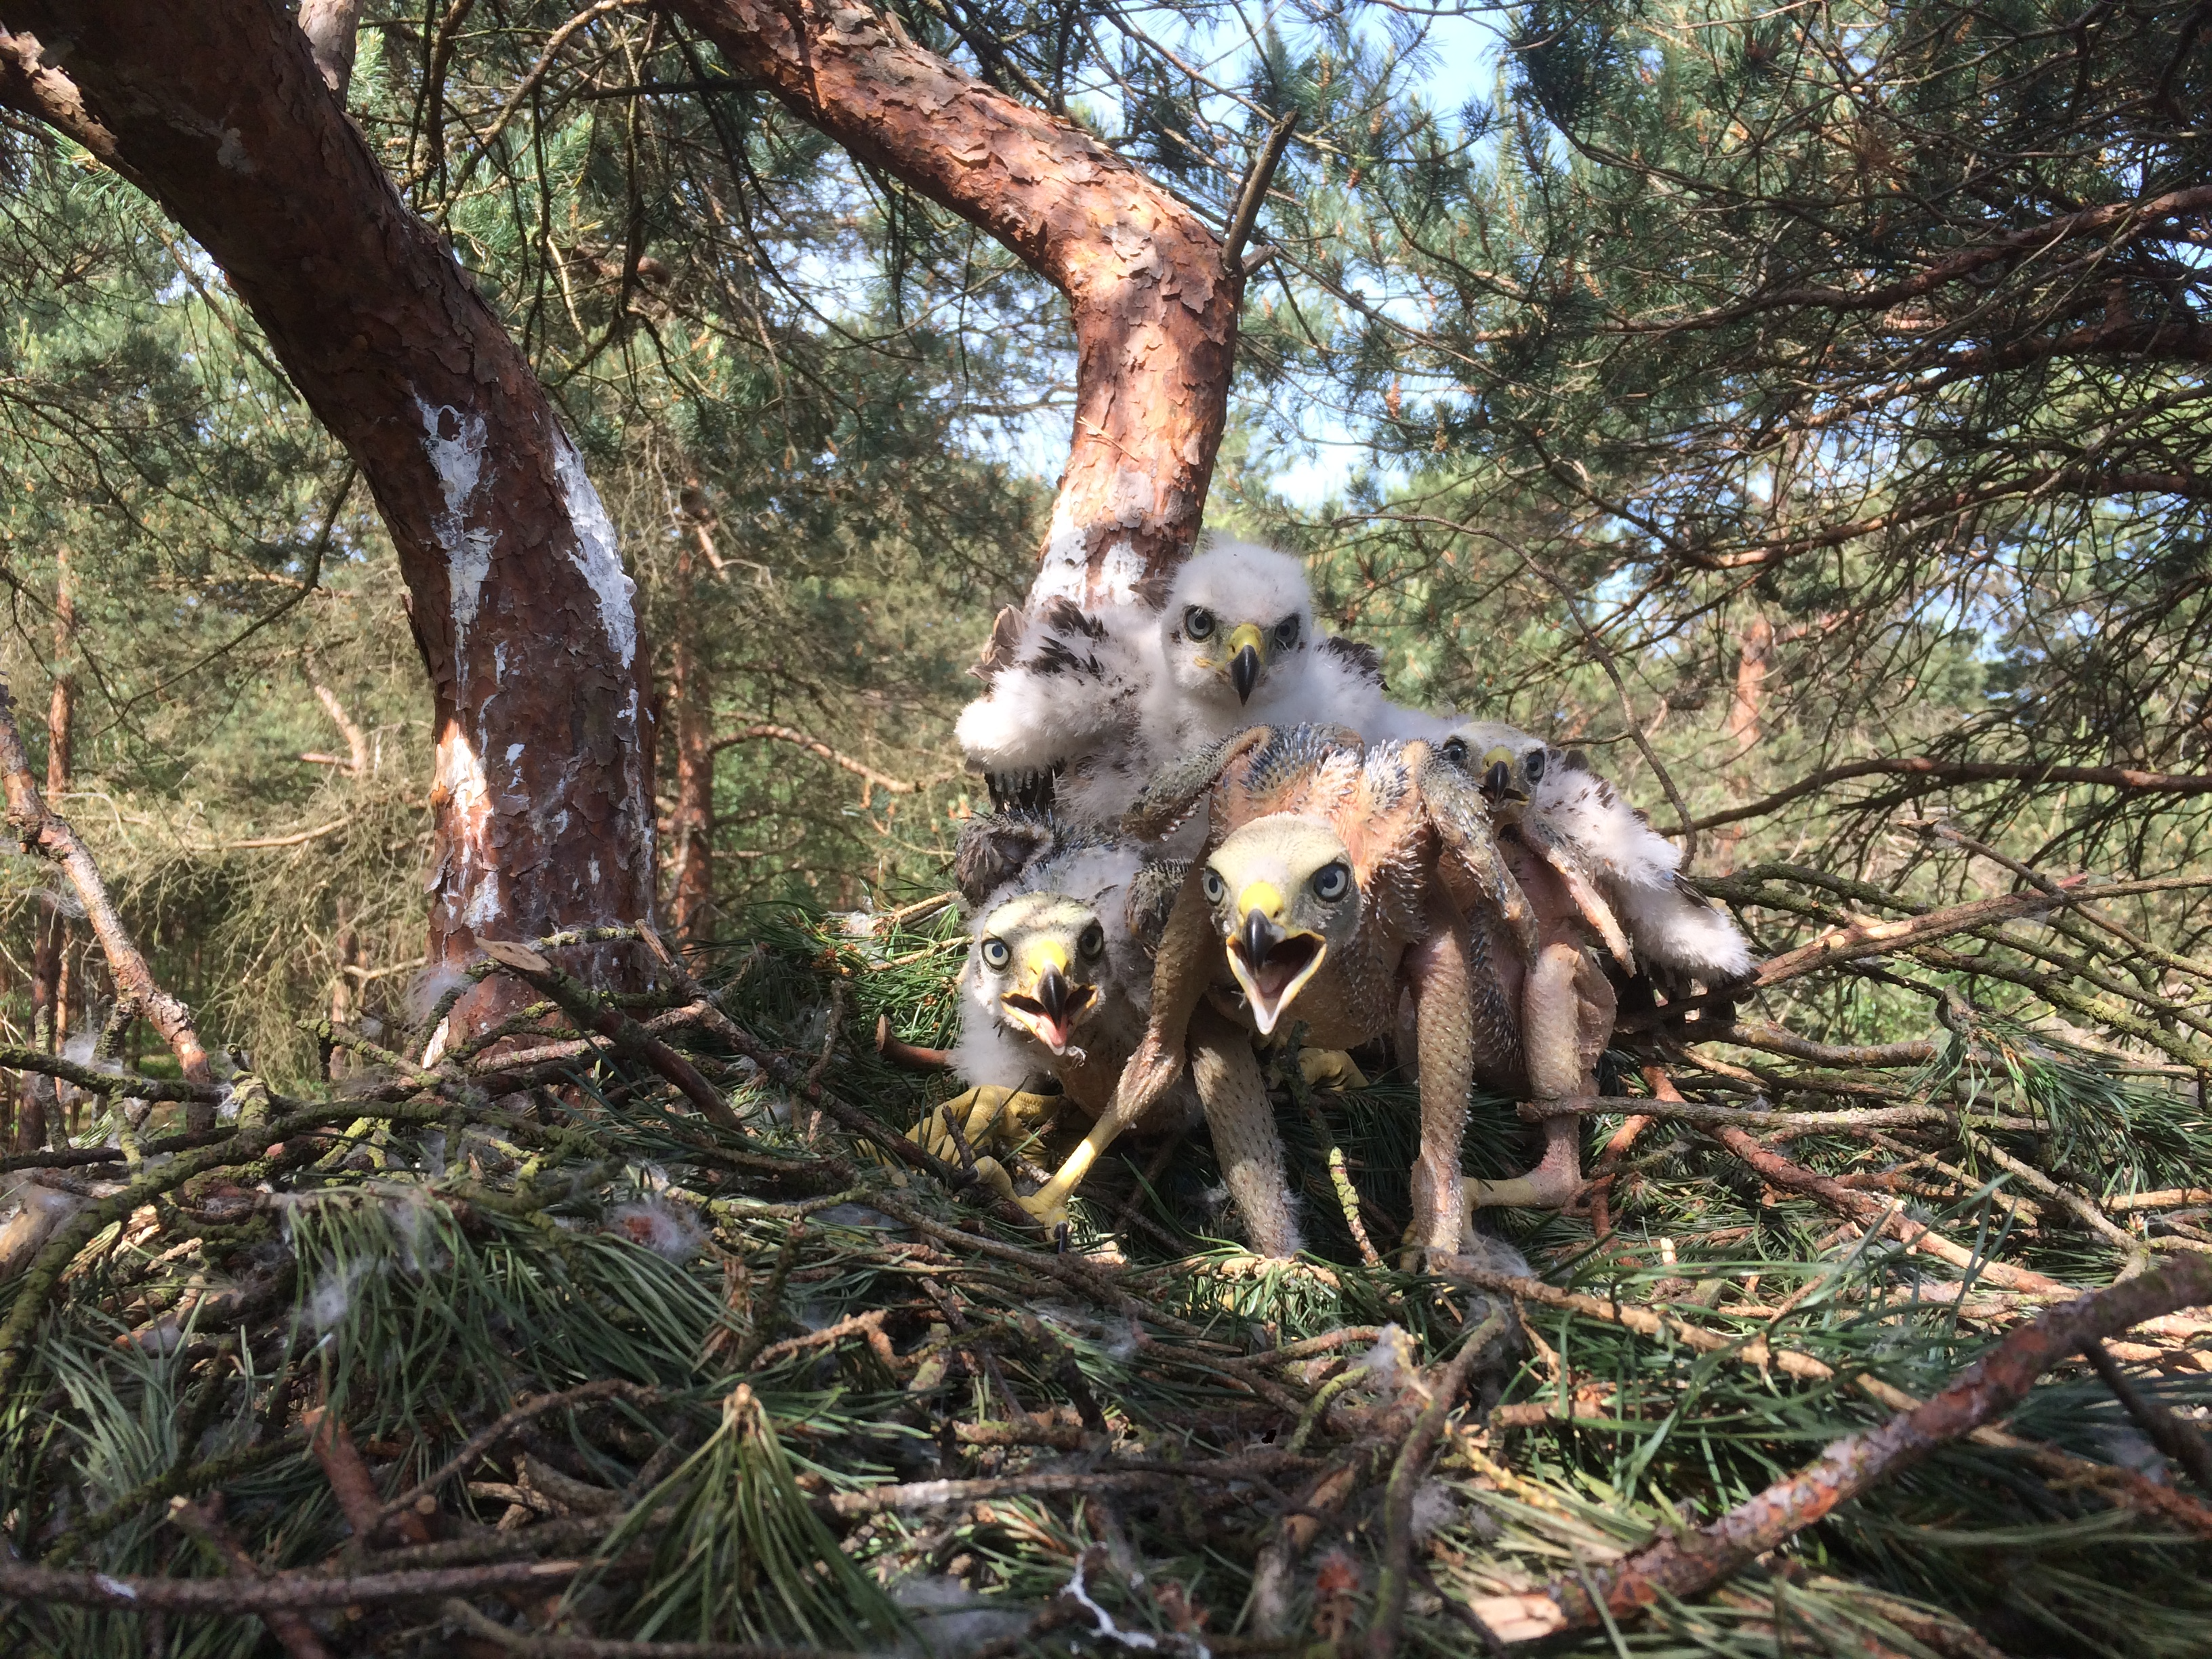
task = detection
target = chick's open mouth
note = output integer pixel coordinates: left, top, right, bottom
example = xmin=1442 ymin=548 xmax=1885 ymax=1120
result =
xmin=1002 ymin=985 xmax=1095 ymax=1048
xmin=1233 ymin=934 xmax=1323 ymax=1006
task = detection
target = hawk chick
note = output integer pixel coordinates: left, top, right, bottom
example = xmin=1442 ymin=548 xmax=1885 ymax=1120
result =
xmin=925 ymin=813 xmax=1195 ymax=1193
xmin=1015 ymin=725 xmax=1551 ymax=1261
xmin=954 ymin=540 xmax=1425 ymax=828
xmin=1441 ymin=721 xmax=1753 ymax=987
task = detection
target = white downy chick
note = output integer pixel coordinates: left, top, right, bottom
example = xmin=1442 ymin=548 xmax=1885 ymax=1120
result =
xmin=948 ymin=811 xmax=1193 ymax=1127
xmin=1443 ymin=720 xmax=1754 ymax=986
xmin=955 ymin=538 xmax=1430 ymax=831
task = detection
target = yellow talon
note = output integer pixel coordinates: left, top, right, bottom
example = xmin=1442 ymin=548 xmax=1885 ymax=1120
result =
xmin=1297 ymin=1048 xmax=1369 ymax=1091
xmin=967 ymin=1156 xmax=1017 ymax=1202
xmin=1015 ymin=1188 xmax=1070 ymax=1229
xmin=907 ymin=1085 xmax=1059 ymax=1164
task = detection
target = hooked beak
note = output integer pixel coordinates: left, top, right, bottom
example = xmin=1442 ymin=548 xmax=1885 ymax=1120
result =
xmin=1002 ymin=956 xmax=1094 ymax=1054
xmin=1225 ymin=621 xmax=1266 ymax=704
xmin=1480 ymin=747 xmax=1529 ymax=806
xmin=1224 ymin=899 xmax=1328 ymax=1037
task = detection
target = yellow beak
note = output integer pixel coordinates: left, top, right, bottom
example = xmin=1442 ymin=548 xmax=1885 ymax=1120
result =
xmin=1224 ymin=622 xmax=1267 ymax=704
xmin=1221 ymin=880 xmax=1326 ymax=1036
xmin=1000 ymin=940 xmax=1093 ymax=1054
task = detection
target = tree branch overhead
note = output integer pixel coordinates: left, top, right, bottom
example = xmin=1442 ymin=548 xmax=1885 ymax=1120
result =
xmin=675 ymin=0 xmax=1240 ymax=609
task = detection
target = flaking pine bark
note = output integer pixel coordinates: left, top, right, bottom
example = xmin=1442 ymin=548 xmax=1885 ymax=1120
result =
xmin=676 ymin=0 xmax=1241 ymax=610
xmin=0 ymin=0 xmax=1244 ymax=1027
xmin=0 ymin=5 xmax=655 ymax=1029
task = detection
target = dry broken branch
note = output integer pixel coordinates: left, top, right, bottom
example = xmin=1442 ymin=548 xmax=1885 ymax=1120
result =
xmin=710 ymin=721 xmax=951 ymax=797
xmin=475 ymin=939 xmax=741 ymax=1129
xmin=0 ymin=676 xmax=216 ymax=1120
xmin=1661 ymin=754 xmax=2212 ymax=836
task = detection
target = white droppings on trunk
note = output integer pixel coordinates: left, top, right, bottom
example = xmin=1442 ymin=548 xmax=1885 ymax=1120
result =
xmin=552 ymin=427 xmax=638 ymax=666
xmin=1097 ymin=537 xmax=1145 ymax=598
xmin=506 ymin=742 xmax=525 ymax=764
xmin=414 ymin=396 xmax=493 ymax=645
xmin=1028 ymin=487 xmax=1155 ymax=609
xmin=463 ymin=878 xmax=502 ymax=932
xmin=1029 ymin=497 xmax=1092 ymax=605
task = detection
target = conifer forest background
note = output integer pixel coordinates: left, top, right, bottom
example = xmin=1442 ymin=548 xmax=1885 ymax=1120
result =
xmin=0 ymin=3 xmax=2209 ymax=1657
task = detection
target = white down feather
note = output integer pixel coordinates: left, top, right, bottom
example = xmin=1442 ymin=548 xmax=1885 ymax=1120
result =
xmin=1452 ymin=720 xmax=1754 ymax=983
xmin=958 ymin=539 xmax=1439 ymax=830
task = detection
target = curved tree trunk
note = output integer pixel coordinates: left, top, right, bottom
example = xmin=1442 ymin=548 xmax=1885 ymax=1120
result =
xmin=0 ymin=7 xmax=655 ymax=1029
xmin=675 ymin=0 xmax=1240 ymax=611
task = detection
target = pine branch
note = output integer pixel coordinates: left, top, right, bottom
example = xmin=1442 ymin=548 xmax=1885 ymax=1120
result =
xmin=1493 ymin=1253 xmax=2212 ymax=1641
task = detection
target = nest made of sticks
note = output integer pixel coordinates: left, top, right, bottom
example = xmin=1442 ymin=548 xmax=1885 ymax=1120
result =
xmin=1 ymin=859 xmax=2210 ymax=1659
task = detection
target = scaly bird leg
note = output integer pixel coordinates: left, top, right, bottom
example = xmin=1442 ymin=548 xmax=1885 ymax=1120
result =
xmin=909 ymin=1085 xmax=1058 ymax=1162
xmin=1017 ymin=866 xmax=1218 ymax=1228
xmin=907 ymin=1084 xmax=1057 ymax=1203
xmin=1404 ymin=908 xmax=1475 ymax=1258
xmin=1190 ymin=1004 xmax=1300 ymax=1258
xmin=1467 ymin=939 xmax=1586 ymax=1211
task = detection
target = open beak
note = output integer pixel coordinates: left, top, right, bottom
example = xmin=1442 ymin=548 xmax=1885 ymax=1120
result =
xmin=1225 ymin=621 xmax=1266 ymax=705
xmin=1223 ymin=893 xmax=1327 ymax=1036
xmin=1001 ymin=953 xmax=1094 ymax=1054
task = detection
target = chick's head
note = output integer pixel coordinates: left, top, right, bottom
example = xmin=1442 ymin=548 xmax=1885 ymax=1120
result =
xmin=970 ymin=890 xmax=1111 ymax=1055
xmin=1204 ymin=814 xmax=1362 ymax=1036
xmin=1161 ymin=541 xmax=1314 ymax=711
xmin=1439 ymin=720 xmax=1550 ymax=819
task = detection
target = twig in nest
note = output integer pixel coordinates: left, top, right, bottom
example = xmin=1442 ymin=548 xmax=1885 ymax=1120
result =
xmin=726 ymin=1223 xmax=804 ymax=1373
xmin=377 ymin=1378 xmax=659 ymax=1530
xmin=167 ymin=1496 xmax=333 ymax=1659
xmin=1706 ymin=1018 xmax=1939 ymax=1068
xmin=876 ymin=1011 xmax=950 ymax=1069
xmin=1708 ymin=1124 xmax=2070 ymax=1293
xmin=750 ymin=1307 xmax=899 ymax=1372
xmin=820 ymin=1448 xmax=1313 ymax=1517
xmin=1365 ymin=1307 xmax=1509 ymax=1658
xmin=1488 ymin=1252 xmax=2212 ymax=1641
xmin=0 ymin=678 xmax=216 ymax=1116
xmin=307 ymin=1405 xmax=430 ymax=1551
xmin=2081 ymin=1339 xmax=2212 ymax=1493
xmin=477 ymin=939 xmax=740 ymax=1128
xmin=1249 ymin=1449 xmax=1376 ymax=1636
xmin=0 ymin=1550 xmax=624 ymax=1614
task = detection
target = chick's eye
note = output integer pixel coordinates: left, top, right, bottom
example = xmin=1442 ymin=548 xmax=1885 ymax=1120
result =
xmin=1273 ymin=617 xmax=1300 ymax=649
xmin=1201 ymin=868 xmax=1227 ymax=903
xmin=980 ymin=937 xmax=1010 ymax=969
xmin=1523 ymin=747 xmax=1547 ymax=783
xmin=1078 ymin=922 xmax=1105 ymax=958
xmin=1313 ymin=862 xmax=1351 ymax=901
xmin=1184 ymin=607 xmax=1216 ymax=640
xmin=1439 ymin=737 xmax=1468 ymax=767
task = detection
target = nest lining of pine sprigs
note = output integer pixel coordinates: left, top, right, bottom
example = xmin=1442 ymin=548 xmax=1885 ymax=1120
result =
xmin=1 ymin=869 xmax=2209 ymax=1659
